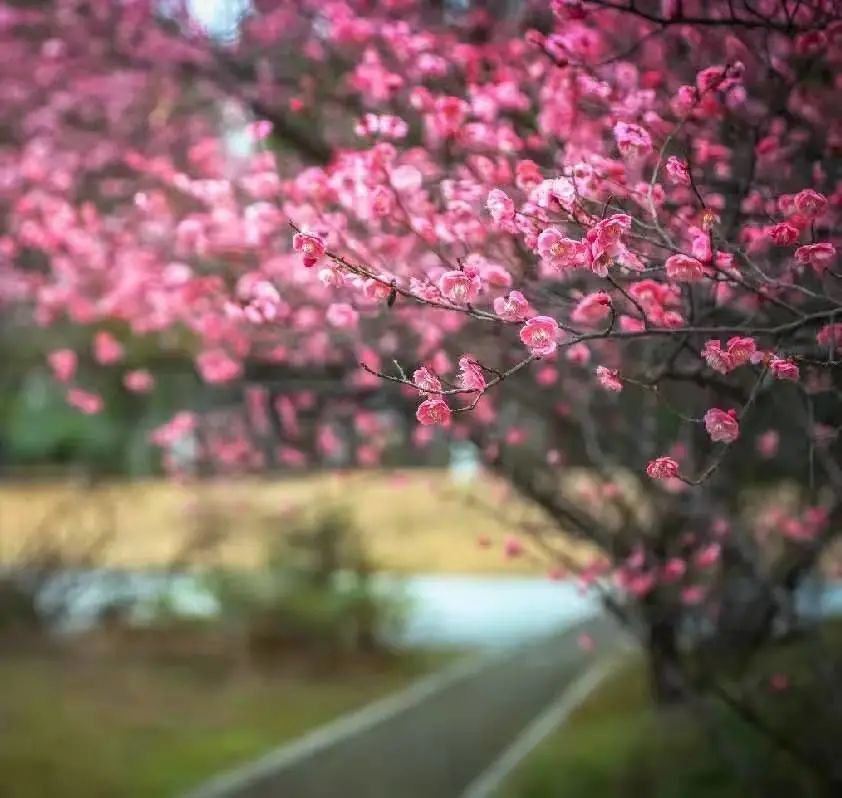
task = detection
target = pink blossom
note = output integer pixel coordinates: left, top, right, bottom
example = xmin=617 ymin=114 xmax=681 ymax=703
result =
xmin=240 ymin=280 xmax=283 ymax=325
xmin=326 ymin=303 xmax=359 ymax=329
xmin=660 ymin=311 xmax=684 ymax=328
xmin=247 ymin=120 xmax=273 ymax=140
xmin=817 ymin=323 xmax=842 ymax=352
xmin=565 ymin=343 xmax=591 ymax=365
xmin=627 ymin=571 xmax=656 ymax=597
xmin=318 ymin=268 xmax=343 ymax=289
xmin=429 ymin=351 xmax=452 ymax=377
xmin=585 ymin=215 xmax=632 ymax=277
xmin=665 ymin=156 xmax=691 ymax=185
xmin=0 ymin=0 xmax=834 ymax=604
xmin=596 ymin=365 xmax=623 ymax=392
xmin=620 ymin=314 xmax=646 ymax=332
xmin=93 ymin=331 xmax=123 ymax=365
xmin=646 ymin=456 xmax=680 ymax=480
xmin=769 ymin=356 xmax=799 ymax=381
xmin=432 ymin=96 xmax=469 ymax=137
xmin=519 ymin=316 xmax=560 ymax=357
xmin=537 ymin=227 xmax=587 ymax=270
xmin=795 ymin=243 xmax=835 ymax=273
xmin=757 ymin=430 xmax=780 ymax=458
xmin=672 ymin=84 xmax=698 ymax=113
xmin=412 ymin=427 xmax=434 ymax=448
xmin=533 ymin=178 xmax=576 ymax=210
xmin=777 ymin=194 xmax=797 ymax=215
xmin=390 ymin=165 xmax=422 ymax=193
xmin=793 ymin=189 xmax=827 ymax=218
xmin=704 ymin=408 xmax=739 ymax=444
xmin=726 ymin=336 xmax=757 ymax=367
xmin=692 ymin=228 xmax=713 ymax=262
xmin=292 ymin=231 xmax=326 ymax=268
xmin=196 ymin=350 xmax=242 ymax=384
xmin=280 ymin=446 xmax=307 ymax=468
xmin=416 ymin=398 xmax=452 ymax=426
xmin=696 ymin=64 xmax=728 ymax=92
xmin=438 ymin=270 xmax=480 ymax=304
xmin=712 ymin=518 xmax=730 ymax=539
xmin=695 ymin=543 xmax=721 ymax=568
xmin=571 ymin=292 xmax=612 ymax=326
xmin=368 ymin=185 xmax=394 ymax=217
xmin=503 ymin=535 xmax=524 ymax=559
xmin=48 ymin=349 xmax=77 ymax=383
xmin=577 ymin=632 xmax=595 ymax=652
xmin=486 ymin=189 xmax=515 ymax=227
xmin=355 ymin=113 xmax=408 ymax=139
xmin=413 ymin=367 xmax=442 ymax=396
xmin=680 ymin=585 xmax=706 ymax=606
xmin=356 ymin=444 xmax=381 ymax=467
xmin=768 ymin=222 xmax=799 ymax=246
xmin=351 ymin=48 xmax=403 ymax=103
xmin=124 ymin=369 xmax=154 ymax=393
xmin=364 ymin=278 xmax=394 ymax=303
xmin=457 ymin=356 xmax=486 ymax=392
xmin=662 ymin=558 xmax=687 ymax=583
xmin=536 ymin=365 xmax=557 ymax=386
xmin=484 ymin=263 xmax=513 ymax=289
xmin=769 ymin=673 xmax=790 ymax=692
xmin=626 ymin=547 xmax=645 ymax=570
xmin=317 ymin=425 xmax=342 ymax=458
xmin=66 ymin=388 xmax=103 ymax=415
xmin=795 ymin=28 xmax=827 ymax=54
xmin=379 ymin=114 xmax=409 ymax=138
xmin=665 ymin=254 xmax=705 ymax=282
xmin=515 ymin=160 xmax=543 ymax=191
xmin=494 ymin=290 xmax=530 ymax=321
xmin=613 ymin=121 xmax=652 ymax=159
xmin=151 ymin=412 xmax=197 ymax=447
xmin=552 ymin=0 xmax=587 ymax=20
xmin=702 ymin=340 xmax=734 ymax=374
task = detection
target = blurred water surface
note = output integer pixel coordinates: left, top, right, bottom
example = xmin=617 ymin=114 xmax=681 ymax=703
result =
xmin=35 ymin=569 xmax=842 ymax=649
xmin=38 ymin=570 xmax=598 ymax=649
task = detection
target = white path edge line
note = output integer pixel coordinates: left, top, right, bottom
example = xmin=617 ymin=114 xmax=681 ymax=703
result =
xmin=182 ymin=640 xmax=533 ymax=798
xmin=460 ymin=652 xmax=628 ymax=798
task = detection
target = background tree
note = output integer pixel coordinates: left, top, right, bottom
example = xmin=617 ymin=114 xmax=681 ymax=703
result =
xmin=1 ymin=0 xmax=841 ymax=785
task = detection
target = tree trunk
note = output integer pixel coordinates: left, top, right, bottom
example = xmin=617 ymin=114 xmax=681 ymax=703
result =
xmin=647 ymin=616 xmax=686 ymax=705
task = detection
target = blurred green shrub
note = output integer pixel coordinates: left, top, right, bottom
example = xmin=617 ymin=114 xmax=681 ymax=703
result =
xmin=0 ymin=570 xmax=44 ymax=640
xmin=208 ymin=503 xmax=406 ymax=669
xmin=0 ymin=518 xmax=114 ymax=644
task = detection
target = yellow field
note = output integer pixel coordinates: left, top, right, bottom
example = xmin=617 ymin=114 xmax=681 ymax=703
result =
xmin=0 ymin=470 xmax=590 ymax=574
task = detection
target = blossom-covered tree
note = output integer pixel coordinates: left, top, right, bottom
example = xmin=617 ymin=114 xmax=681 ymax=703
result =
xmin=1 ymin=0 xmax=842 ymax=781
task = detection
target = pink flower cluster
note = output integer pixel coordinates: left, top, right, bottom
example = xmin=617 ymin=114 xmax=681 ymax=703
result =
xmin=519 ymin=316 xmax=560 ymax=357
xmin=646 ymin=456 xmax=680 ymax=480
xmin=292 ymin=231 xmax=326 ymax=268
xmin=701 ymin=337 xmax=757 ymax=373
xmin=704 ymin=408 xmax=739 ymax=444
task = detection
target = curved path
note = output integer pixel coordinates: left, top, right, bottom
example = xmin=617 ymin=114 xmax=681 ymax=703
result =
xmin=184 ymin=615 xmax=621 ymax=798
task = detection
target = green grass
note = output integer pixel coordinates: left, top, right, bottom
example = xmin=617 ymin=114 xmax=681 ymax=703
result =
xmin=0 ymin=652 xmax=443 ymax=798
xmin=503 ymin=625 xmax=842 ymax=798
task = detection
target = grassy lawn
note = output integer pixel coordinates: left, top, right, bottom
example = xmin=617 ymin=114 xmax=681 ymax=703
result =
xmin=0 ymin=470 xmax=595 ymax=574
xmin=0 ymin=651 xmax=444 ymax=798
xmin=503 ymin=625 xmax=842 ymax=798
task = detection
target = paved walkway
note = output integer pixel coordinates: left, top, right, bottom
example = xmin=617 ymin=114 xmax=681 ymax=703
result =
xmin=185 ymin=615 xmax=622 ymax=798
